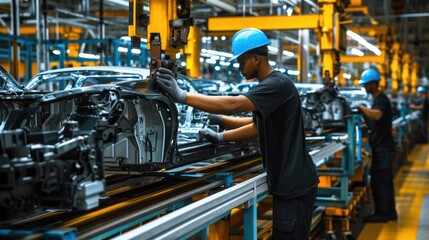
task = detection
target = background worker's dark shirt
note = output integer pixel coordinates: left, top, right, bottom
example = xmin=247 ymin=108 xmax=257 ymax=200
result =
xmin=418 ymin=97 xmax=428 ymax=120
xmin=367 ymin=92 xmax=396 ymax=153
xmin=244 ymin=71 xmax=319 ymax=199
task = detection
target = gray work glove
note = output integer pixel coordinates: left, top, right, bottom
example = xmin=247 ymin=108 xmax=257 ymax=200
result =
xmin=207 ymin=114 xmax=223 ymax=125
xmin=198 ymin=128 xmax=224 ymax=144
xmin=156 ymin=67 xmax=187 ymax=103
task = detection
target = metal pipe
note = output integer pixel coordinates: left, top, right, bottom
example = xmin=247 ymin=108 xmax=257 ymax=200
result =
xmin=242 ymin=0 xmax=246 ymax=17
xmin=99 ymin=0 xmax=105 ymax=64
xmin=0 ymin=18 xmax=10 ymax=33
xmin=300 ymin=0 xmax=312 ymax=83
xmin=78 ymin=180 xmax=225 ymax=239
xmin=205 ymin=0 xmax=236 ymax=13
xmin=36 ymin=0 xmax=41 ymax=73
xmin=353 ymin=12 xmax=429 ymax=20
xmin=55 ymin=8 xmax=116 ymax=25
xmin=42 ymin=0 xmax=49 ymax=71
xmin=24 ymin=18 xmax=96 ymax=30
xmin=11 ymin=0 xmax=19 ymax=80
xmin=303 ymin=0 xmax=319 ymax=10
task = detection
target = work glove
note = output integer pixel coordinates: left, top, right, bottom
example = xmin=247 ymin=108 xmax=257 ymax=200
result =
xmin=207 ymin=114 xmax=223 ymax=125
xmin=198 ymin=128 xmax=224 ymax=144
xmin=156 ymin=67 xmax=187 ymax=103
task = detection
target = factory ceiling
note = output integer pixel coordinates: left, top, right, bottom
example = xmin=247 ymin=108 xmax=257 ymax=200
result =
xmin=0 ymin=0 xmax=428 ymax=77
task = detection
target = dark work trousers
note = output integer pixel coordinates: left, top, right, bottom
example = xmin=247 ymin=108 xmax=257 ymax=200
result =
xmin=370 ymin=151 xmax=398 ymax=219
xmin=417 ymin=118 xmax=428 ymax=143
xmin=272 ymin=187 xmax=317 ymax=240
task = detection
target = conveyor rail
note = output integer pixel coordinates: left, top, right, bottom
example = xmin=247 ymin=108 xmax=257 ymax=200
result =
xmin=111 ymin=173 xmax=269 ymax=240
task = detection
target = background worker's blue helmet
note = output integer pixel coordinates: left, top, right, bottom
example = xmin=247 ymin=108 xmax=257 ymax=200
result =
xmin=417 ymin=86 xmax=427 ymax=93
xmin=358 ymin=69 xmax=381 ymax=85
xmin=228 ymin=28 xmax=271 ymax=62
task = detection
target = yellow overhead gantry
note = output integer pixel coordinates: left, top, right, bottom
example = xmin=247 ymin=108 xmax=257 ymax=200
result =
xmin=128 ymin=0 xmax=195 ymax=77
xmin=207 ymin=0 xmax=349 ymax=87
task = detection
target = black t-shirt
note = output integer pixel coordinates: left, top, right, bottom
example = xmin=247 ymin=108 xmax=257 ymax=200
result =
xmin=244 ymin=71 xmax=319 ymax=199
xmin=417 ymin=97 xmax=428 ymax=120
xmin=367 ymin=93 xmax=396 ymax=152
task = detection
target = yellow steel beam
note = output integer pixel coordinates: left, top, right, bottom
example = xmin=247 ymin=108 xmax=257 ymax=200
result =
xmin=317 ymin=1 xmax=337 ymax=83
xmin=390 ymin=42 xmax=402 ymax=94
xmin=402 ymin=53 xmax=411 ymax=95
xmin=345 ymin=6 xmax=369 ymax=15
xmin=0 ymin=26 xmax=83 ymax=36
xmin=147 ymin=0 xmax=177 ymax=57
xmin=340 ymin=55 xmax=384 ymax=64
xmin=185 ymin=25 xmax=201 ymax=78
xmin=129 ymin=0 xmax=147 ymax=39
xmin=95 ymin=10 xmax=129 ymax=18
xmin=348 ymin=25 xmax=390 ymax=37
xmin=411 ymin=62 xmax=418 ymax=94
xmin=205 ymin=31 xmax=236 ymax=38
xmin=207 ymin=15 xmax=320 ymax=31
xmin=350 ymin=0 xmax=362 ymax=5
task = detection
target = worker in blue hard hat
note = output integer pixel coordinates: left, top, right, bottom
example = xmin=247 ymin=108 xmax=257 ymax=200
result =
xmin=409 ymin=86 xmax=428 ymax=143
xmin=357 ymin=68 xmax=398 ymax=223
xmin=156 ymin=28 xmax=319 ymax=239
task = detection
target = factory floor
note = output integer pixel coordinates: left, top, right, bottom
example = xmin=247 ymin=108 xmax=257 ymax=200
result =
xmin=357 ymin=143 xmax=429 ymax=239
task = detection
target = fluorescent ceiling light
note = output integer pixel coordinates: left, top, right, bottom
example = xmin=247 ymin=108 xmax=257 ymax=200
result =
xmin=268 ymin=46 xmax=279 ymax=53
xmin=118 ymin=47 xmax=128 ymax=53
xmin=79 ymin=53 xmax=100 ymax=60
xmin=287 ymin=70 xmax=300 ymax=76
xmin=131 ymin=48 xmax=141 ymax=54
xmin=205 ymin=59 xmax=216 ymax=64
xmin=106 ymin=0 xmax=128 ymax=7
xmin=350 ymin=48 xmax=364 ymax=56
xmin=343 ymin=73 xmax=352 ymax=79
xmin=201 ymin=49 xmax=233 ymax=58
xmin=120 ymin=36 xmax=148 ymax=43
xmin=268 ymin=46 xmax=295 ymax=57
xmin=347 ymin=30 xmax=381 ymax=56
xmin=283 ymin=50 xmax=295 ymax=57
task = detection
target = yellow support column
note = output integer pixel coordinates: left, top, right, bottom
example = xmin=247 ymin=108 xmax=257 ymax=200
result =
xmin=147 ymin=0 xmax=178 ymax=58
xmin=411 ymin=62 xmax=419 ymax=94
xmin=390 ymin=42 xmax=401 ymax=94
xmin=317 ymin=0 xmax=341 ymax=86
xmin=377 ymin=34 xmax=389 ymax=90
xmin=377 ymin=65 xmax=387 ymax=91
xmin=184 ymin=25 xmax=200 ymax=78
xmin=402 ymin=53 xmax=411 ymax=95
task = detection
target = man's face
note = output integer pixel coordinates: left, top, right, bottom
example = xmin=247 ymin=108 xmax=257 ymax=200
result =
xmin=237 ymin=53 xmax=258 ymax=80
xmin=362 ymin=82 xmax=376 ymax=95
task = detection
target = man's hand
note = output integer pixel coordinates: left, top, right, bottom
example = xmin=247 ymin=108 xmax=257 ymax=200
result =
xmin=156 ymin=67 xmax=187 ymax=103
xmin=198 ymin=128 xmax=224 ymax=143
xmin=207 ymin=114 xmax=222 ymax=125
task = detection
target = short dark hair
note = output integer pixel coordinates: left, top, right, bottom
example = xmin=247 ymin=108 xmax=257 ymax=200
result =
xmin=246 ymin=45 xmax=268 ymax=56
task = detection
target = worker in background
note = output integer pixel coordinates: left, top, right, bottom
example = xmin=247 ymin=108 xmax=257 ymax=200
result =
xmin=156 ymin=28 xmax=319 ymax=239
xmin=358 ymin=68 xmax=398 ymax=223
xmin=409 ymin=86 xmax=428 ymax=143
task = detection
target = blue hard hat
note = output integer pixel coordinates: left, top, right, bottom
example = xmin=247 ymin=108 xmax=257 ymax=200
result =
xmin=228 ymin=28 xmax=271 ymax=62
xmin=358 ymin=69 xmax=380 ymax=85
xmin=417 ymin=86 xmax=427 ymax=93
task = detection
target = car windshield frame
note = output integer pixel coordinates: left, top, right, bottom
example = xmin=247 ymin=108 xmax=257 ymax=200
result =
xmin=25 ymin=67 xmax=150 ymax=91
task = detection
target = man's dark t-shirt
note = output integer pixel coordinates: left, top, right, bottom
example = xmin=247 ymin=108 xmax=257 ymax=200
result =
xmin=244 ymin=71 xmax=319 ymax=199
xmin=367 ymin=93 xmax=396 ymax=153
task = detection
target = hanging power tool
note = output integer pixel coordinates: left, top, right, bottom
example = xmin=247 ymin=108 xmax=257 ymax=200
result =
xmin=129 ymin=0 xmax=193 ymax=89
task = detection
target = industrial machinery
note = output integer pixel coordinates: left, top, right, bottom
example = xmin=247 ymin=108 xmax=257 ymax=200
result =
xmin=0 ymin=0 xmax=259 ymax=223
xmin=0 ymin=86 xmax=122 ymax=222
